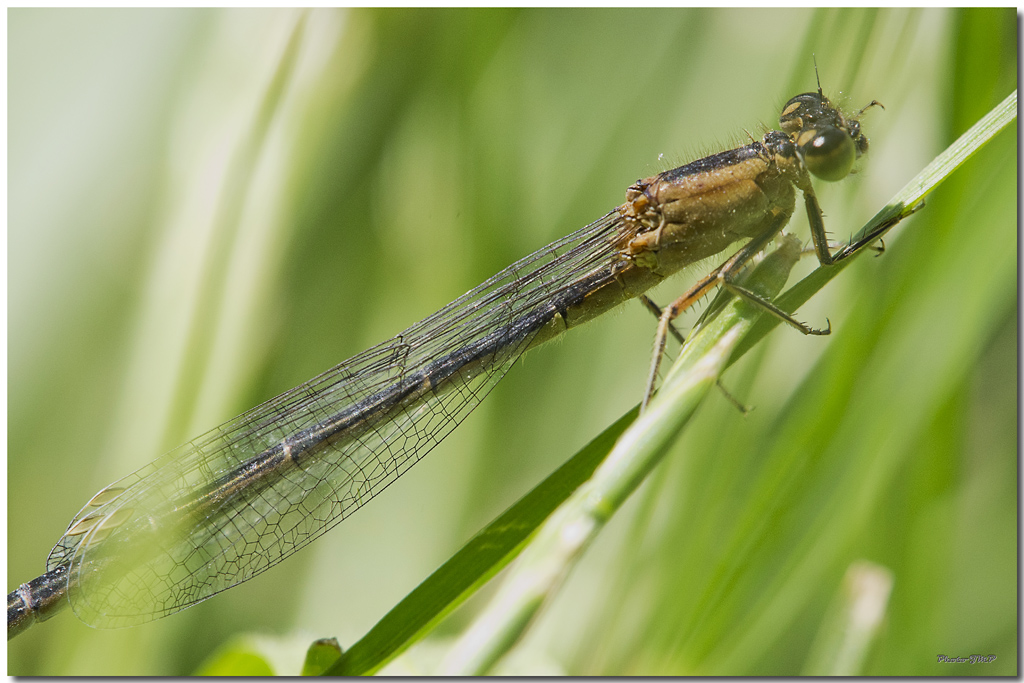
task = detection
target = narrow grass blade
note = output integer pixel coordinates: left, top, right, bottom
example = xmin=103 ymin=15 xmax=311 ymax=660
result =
xmin=438 ymin=238 xmax=804 ymax=675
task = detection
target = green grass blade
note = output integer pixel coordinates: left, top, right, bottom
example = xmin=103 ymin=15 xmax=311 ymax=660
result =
xmin=326 ymin=410 xmax=638 ymax=675
xmin=801 ymin=562 xmax=894 ymax=676
xmin=327 ymin=239 xmax=803 ymax=676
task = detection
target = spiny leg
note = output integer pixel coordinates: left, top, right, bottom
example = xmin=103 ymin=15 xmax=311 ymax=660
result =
xmin=799 ymin=174 xmax=920 ymax=267
xmin=641 ymin=294 xmax=751 ymax=414
xmin=640 ymin=295 xmax=685 ymax=344
xmin=639 ymin=189 xmax=920 ymax=413
xmin=641 ymin=223 xmax=828 ymax=412
xmin=795 ymin=174 xmax=836 ymax=267
xmin=715 ymin=379 xmax=753 ymax=415
xmin=801 ymin=239 xmax=884 ymax=258
xmin=831 ymin=200 xmax=925 ymax=264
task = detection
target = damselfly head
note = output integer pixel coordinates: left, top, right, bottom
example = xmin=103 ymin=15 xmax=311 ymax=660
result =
xmin=778 ymin=91 xmax=881 ymax=183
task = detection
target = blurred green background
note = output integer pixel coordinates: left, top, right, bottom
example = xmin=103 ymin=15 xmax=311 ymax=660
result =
xmin=8 ymin=8 xmax=1016 ymax=675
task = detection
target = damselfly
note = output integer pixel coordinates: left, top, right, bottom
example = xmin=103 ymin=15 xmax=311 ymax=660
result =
xmin=8 ymin=80 xmax=903 ymax=639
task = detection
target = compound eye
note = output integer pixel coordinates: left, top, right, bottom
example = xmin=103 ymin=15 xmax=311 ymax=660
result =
xmin=801 ymin=126 xmax=856 ymax=182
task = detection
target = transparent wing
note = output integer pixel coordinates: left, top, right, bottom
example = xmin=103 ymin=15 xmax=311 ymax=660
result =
xmin=46 ymin=211 xmax=624 ymax=628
